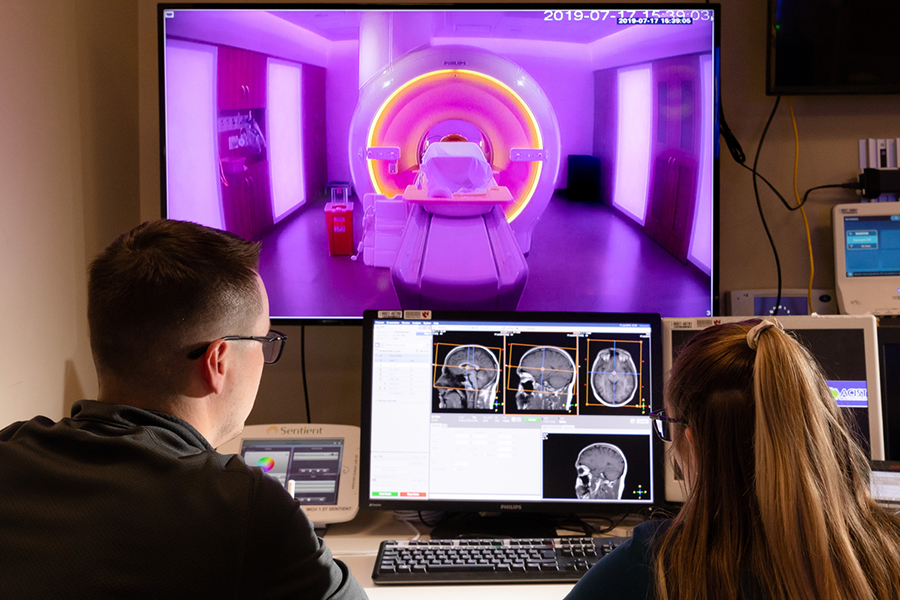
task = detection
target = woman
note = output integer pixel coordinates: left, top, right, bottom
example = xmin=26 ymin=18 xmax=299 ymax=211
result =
xmin=565 ymin=319 xmax=900 ymax=600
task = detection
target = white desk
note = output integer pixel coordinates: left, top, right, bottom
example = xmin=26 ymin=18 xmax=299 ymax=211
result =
xmin=324 ymin=509 xmax=633 ymax=599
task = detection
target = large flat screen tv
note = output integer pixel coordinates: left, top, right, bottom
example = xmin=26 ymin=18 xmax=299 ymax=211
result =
xmin=159 ymin=3 xmax=719 ymax=324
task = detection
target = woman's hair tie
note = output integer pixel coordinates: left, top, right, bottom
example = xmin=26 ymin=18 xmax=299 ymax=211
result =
xmin=747 ymin=319 xmax=783 ymax=350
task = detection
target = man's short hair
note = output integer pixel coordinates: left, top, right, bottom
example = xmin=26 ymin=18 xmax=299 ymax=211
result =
xmin=88 ymin=220 xmax=262 ymax=395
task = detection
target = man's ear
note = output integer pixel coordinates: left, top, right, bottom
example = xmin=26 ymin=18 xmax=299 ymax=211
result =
xmin=201 ymin=339 xmax=228 ymax=395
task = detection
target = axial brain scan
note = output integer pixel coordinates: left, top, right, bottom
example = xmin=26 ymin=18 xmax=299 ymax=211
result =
xmin=590 ymin=348 xmax=638 ymax=406
xmin=434 ymin=345 xmax=500 ymax=410
xmin=575 ymin=442 xmax=627 ymax=500
xmin=515 ymin=346 xmax=577 ymax=411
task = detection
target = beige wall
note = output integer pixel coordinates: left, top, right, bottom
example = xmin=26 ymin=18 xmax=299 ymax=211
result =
xmin=0 ymin=0 xmax=138 ymax=425
xmin=3 ymin=0 xmax=898 ymax=428
xmin=716 ymin=5 xmax=900 ymax=299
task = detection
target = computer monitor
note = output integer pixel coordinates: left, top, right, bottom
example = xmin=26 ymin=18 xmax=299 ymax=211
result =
xmin=832 ymin=203 xmax=900 ymax=316
xmin=158 ymin=3 xmax=720 ymax=324
xmin=877 ymin=324 xmax=900 ymax=461
xmin=871 ymin=461 xmax=900 ymax=509
xmin=661 ymin=315 xmax=885 ymax=503
xmin=360 ymin=310 xmax=662 ymax=537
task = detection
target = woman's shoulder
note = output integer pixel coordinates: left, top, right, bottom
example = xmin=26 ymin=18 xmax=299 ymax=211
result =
xmin=563 ymin=519 xmax=671 ymax=600
xmin=632 ymin=518 xmax=672 ymax=545
xmin=616 ymin=518 xmax=672 ymax=567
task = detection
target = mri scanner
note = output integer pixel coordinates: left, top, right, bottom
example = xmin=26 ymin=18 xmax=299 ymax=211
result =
xmin=349 ymin=45 xmax=561 ymax=310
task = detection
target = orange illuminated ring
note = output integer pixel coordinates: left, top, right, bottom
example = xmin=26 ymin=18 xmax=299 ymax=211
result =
xmin=365 ymin=69 xmax=543 ymax=223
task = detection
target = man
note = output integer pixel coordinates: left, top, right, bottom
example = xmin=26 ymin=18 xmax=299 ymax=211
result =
xmin=0 ymin=220 xmax=367 ymax=599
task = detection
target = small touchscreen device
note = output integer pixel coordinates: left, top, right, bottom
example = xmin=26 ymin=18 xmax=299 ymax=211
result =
xmin=833 ymin=203 xmax=900 ymax=315
xmin=218 ymin=424 xmax=360 ymax=527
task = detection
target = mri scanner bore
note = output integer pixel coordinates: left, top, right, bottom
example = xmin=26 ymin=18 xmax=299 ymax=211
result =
xmin=161 ymin=7 xmax=717 ymax=321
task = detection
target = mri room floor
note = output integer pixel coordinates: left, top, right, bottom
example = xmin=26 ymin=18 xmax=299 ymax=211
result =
xmin=259 ymin=190 xmax=711 ymax=319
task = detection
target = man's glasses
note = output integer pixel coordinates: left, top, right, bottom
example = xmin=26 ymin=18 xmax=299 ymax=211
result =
xmin=187 ymin=330 xmax=287 ymax=364
xmin=648 ymin=408 xmax=688 ymax=443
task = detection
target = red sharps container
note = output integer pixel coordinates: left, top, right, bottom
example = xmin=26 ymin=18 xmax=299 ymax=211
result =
xmin=325 ymin=201 xmax=354 ymax=256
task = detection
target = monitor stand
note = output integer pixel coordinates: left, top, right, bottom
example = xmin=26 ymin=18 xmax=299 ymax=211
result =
xmin=428 ymin=512 xmax=561 ymax=539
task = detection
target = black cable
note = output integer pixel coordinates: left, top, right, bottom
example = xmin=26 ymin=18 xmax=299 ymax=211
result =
xmin=735 ymin=161 xmax=789 ymax=206
xmin=418 ymin=510 xmax=444 ymax=528
xmin=720 ymin=102 xmax=746 ymax=165
xmin=301 ymin=325 xmax=311 ymax=423
xmin=607 ymin=512 xmax=633 ymax=534
xmin=555 ymin=514 xmax=603 ymax=536
xmin=594 ymin=512 xmax=634 ymax=535
xmin=720 ymin=94 xmax=862 ymax=317
xmin=736 ymin=164 xmax=857 ymax=212
xmin=560 ymin=513 xmax=634 ymax=536
xmin=751 ymin=96 xmax=783 ymax=315
xmin=799 ymin=183 xmax=859 ymax=209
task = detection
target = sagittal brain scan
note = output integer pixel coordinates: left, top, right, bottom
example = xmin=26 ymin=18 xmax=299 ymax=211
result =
xmin=434 ymin=345 xmax=500 ymax=410
xmin=575 ymin=442 xmax=627 ymax=500
xmin=515 ymin=346 xmax=577 ymax=411
xmin=590 ymin=347 xmax=638 ymax=407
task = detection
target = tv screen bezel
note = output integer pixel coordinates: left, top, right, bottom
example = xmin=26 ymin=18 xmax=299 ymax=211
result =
xmin=358 ymin=309 xmax=665 ymax=518
xmin=158 ymin=2 xmax=721 ymax=326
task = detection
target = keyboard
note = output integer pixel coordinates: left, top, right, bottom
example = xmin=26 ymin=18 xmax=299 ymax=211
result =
xmin=372 ymin=536 xmax=628 ymax=584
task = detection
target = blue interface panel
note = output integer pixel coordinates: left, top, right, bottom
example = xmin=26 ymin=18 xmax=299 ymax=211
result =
xmin=844 ymin=214 xmax=900 ymax=277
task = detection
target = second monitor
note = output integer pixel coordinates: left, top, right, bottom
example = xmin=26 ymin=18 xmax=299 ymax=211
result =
xmin=360 ymin=310 xmax=663 ymax=537
xmin=662 ymin=315 xmax=885 ymax=503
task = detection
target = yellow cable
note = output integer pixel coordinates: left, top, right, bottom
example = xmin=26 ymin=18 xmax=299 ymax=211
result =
xmin=787 ymin=99 xmax=814 ymax=314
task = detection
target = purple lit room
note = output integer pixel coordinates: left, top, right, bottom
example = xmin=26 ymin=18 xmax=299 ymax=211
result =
xmin=162 ymin=7 xmax=716 ymax=322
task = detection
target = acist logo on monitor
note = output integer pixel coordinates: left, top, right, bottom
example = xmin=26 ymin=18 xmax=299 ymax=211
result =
xmin=828 ymin=381 xmax=868 ymax=409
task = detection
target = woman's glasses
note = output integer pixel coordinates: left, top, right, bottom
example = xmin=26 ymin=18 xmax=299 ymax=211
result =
xmin=648 ymin=408 xmax=688 ymax=443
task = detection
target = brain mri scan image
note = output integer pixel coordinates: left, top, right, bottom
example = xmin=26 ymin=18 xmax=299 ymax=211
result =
xmin=515 ymin=346 xmax=577 ymax=411
xmin=434 ymin=345 xmax=500 ymax=410
xmin=590 ymin=348 xmax=638 ymax=407
xmin=575 ymin=442 xmax=627 ymax=500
